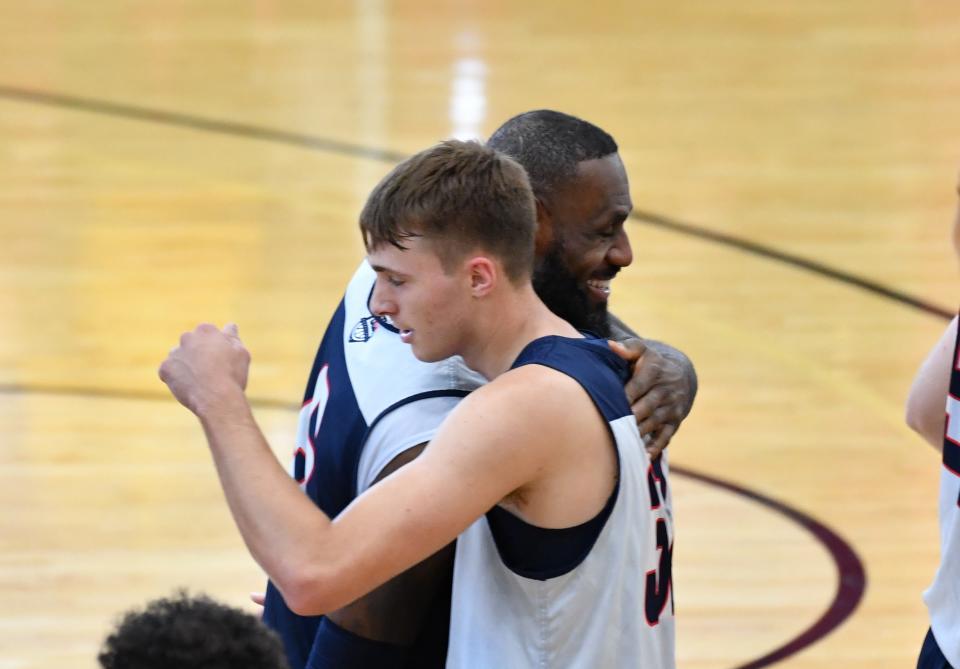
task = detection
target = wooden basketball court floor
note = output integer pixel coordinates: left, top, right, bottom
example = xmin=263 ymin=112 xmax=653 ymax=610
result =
xmin=3 ymin=2 xmax=960 ymax=667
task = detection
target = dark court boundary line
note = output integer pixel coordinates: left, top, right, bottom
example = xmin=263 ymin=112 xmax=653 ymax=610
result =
xmin=632 ymin=210 xmax=954 ymax=321
xmin=0 ymin=85 xmax=889 ymax=664
xmin=0 ymin=85 xmax=408 ymax=163
xmin=0 ymin=83 xmax=952 ymax=322
xmin=0 ymin=380 xmax=867 ymax=668
xmin=0 ymin=382 xmax=296 ymax=410
xmin=671 ymin=464 xmax=867 ymax=669
xmin=0 ymin=85 xmax=954 ymax=319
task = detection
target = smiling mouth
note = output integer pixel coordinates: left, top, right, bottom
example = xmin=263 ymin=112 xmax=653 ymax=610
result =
xmin=585 ymin=279 xmax=612 ymax=299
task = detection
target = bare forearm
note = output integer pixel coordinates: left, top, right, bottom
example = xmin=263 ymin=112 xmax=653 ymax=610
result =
xmin=199 ymin=399 xmax=465 ymax=615
xmin=905 ymin=316 xmax=957 ymax=451
xmin=646 ymin=340 xmax=697 ymax=417
xmin=198 ymin=393 xmax=335 ymax=598
xmin=159 ymin=325 xmax=362 ymax=612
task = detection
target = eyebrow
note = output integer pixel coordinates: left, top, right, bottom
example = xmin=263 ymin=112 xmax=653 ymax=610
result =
xmin=369 ymin=263 xmax=408 ymax=277
xmin=589 ymin=200 xmax=631 ymax=222
xmin=594 ymin=209 xmax=629 ymax=228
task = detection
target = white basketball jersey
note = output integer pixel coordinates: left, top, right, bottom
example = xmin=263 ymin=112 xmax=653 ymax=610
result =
xmin=923 ymin=318 xmax=960 ymax=668
xmin=264 ymin=260 xmax=484 ymax=669
xmin=338 ymin=261 xmax=487 ymax=492
xmin=445 ymin=336 xmax=676 ymax=669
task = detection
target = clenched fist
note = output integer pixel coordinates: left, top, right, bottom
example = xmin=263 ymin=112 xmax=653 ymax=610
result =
xmin=159 ymin=323 xmax=251 ymax=417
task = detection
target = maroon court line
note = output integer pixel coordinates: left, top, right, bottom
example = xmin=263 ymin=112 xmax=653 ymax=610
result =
xmin=0 ymin=382 xmax=869 ymax=666
xmin=671 ymin=464 xmax=867 ymax=669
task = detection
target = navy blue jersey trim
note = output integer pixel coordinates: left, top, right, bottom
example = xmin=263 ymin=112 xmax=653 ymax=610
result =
xmin=950 ymin=311 xmax=960 ymax=398
xmin=917 ymin=627 xmax=953 ymax=669
xmin=946 ymin=440 xmax=960 ymax=475
xmin=511 ymin=335 xmax=632 ymax=422
xmin=485 ymin=334 xmax=628 ymax=579
xmin=947 ymin=311 xmax=960 ymax=468
xmin=307 ymin=617 xmax=410 ymax=669
xmin=351 ymin=389 xmax=472 ymax=497
xmin=486 ymin=478 xmax=620 ymax=580
xmin=263 ymin=581 xmax=321 ymax=669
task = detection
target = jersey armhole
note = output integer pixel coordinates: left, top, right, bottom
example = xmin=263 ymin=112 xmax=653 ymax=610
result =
xmin=354 ymin=391 xmax=470 ymax=494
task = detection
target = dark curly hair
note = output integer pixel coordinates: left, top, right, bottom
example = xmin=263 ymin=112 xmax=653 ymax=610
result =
xmin=98 ymin=591 xmax=289 ymax=669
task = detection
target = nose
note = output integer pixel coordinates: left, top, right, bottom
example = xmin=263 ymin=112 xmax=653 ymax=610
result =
xmin=607 ymin=228 xmax=634 ymax=268
xmin=370 ymin=277 xmax=396 ymax=318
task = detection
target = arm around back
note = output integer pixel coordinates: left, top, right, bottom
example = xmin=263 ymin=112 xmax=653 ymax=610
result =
xmin=284 ymin=371 xmax=570 ymax=614
xmin=323 ymin=442 xmax=455 ymax=648
xmin=607 ymin=312 xmax=697 ymax=456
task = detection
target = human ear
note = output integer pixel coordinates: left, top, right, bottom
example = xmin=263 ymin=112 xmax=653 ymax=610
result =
xmin=466 ymin=256 xmax=497 ymax=297
xmin=534 ymin=197 xmax=555 ymax=255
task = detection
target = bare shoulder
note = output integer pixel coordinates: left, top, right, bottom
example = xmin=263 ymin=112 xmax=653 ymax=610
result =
xmin=448 ymin=364 xmax=598 ymax=438
xmin=494 ymin=363 xmax=589 ymax=399
xmin=408 ymin=364 xmax=599 ymax=508
xmin=419 ymin=363 xmax=615 ymax=525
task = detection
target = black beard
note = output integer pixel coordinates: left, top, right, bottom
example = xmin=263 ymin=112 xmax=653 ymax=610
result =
xmin=532 ymin=245 xmax=611 ymax=338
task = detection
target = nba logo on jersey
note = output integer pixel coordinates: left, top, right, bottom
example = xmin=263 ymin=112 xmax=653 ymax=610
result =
xmin=349 ymin=316 xmax=379 ymax=343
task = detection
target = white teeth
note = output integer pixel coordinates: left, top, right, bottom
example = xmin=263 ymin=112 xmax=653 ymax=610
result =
xmin=586 ymin=280 xmax=611 ymax=295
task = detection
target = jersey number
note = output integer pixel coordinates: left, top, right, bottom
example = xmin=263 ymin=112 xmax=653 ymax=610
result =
xmin=292 ymin=364 xmax=330 ymax=491
xmin=645 ymin=458 xmax=673 ymax=626
xmin=945 ymin=393 xmax=960 ymax=506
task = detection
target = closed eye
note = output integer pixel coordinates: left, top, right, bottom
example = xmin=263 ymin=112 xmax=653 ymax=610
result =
xmin=371 ymin=265 xmax=407 ymax=288
xmin=602 ymin=216 xmax=629 ymax=239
